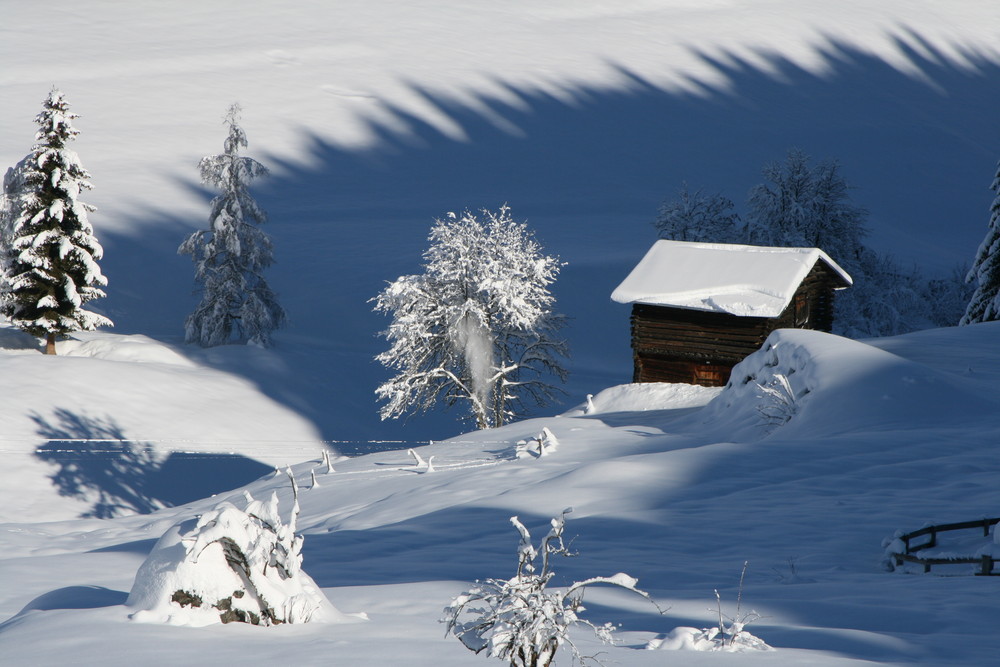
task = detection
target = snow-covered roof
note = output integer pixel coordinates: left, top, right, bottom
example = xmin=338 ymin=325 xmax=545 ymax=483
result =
xmin=611 ymin=240 xmax=852 ymax=318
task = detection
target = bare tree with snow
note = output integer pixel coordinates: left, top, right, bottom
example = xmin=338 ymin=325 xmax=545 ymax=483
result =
xmin=1 ymin=88 xmax=112 ymax=354
xmin=373 ymin=205 xmax=568 ymax=430
xmin=961 ymin=160 xmax=1000 ymax=325
xmin=745 ymin=148 xmax=928 ymax=337
xmin=653 ymin=183 xmax=742 ymax=243
xmin=746 ymin=148 xmax=868 ymax=256
xmin=179 ymin=103 xmax=285 ymax=347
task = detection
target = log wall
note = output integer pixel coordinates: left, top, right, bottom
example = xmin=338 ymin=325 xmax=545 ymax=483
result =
xmin=630 ymin=264 xmax=845 ymax=386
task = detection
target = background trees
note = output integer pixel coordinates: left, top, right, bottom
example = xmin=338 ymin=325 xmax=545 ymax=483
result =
xmin=652 ymin=184 xmax=742 ymax=243
xmin=373 ymin=205 xmax=568 ymax=429
xmin=0 ymin=88 xmax=111 ymax=354
xmin=179 ymin=103 xmax=285 ymax=347
xmin=961 ymin=160 xmax=1000 ymax=325
xmin=654 ymin=149 xmax=951 ymax=337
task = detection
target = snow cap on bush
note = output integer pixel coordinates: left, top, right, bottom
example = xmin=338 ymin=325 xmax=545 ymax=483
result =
xmin=127 ymin=486 xmax=344 ymax=627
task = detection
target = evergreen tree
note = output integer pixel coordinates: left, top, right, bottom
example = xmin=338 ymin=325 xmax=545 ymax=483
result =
xmin=961 ymin=160 xmax=1000 ymax=325
xmin=0 ymin=88 xmax=111 ymax=354
xmin=179 ymin=104 xmax=285 ymax=347
xmin=373 ymin=205 xmax=568 ymax=429
xmin=652 ymin=183 xmax=742 ymax=243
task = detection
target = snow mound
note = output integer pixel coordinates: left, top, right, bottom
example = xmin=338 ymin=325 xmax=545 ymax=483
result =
xmin=647 ymin=625 xmax=771 ymax=652
xmin=563 ymin=382 xmax=721 ymax=416
xmin=58 ymin=333 xmax=195 ymax=367
xmin=127 ymin=490 xmax=358 ymax=627
xmin=698 ymin=328 xmax=998 ymax=439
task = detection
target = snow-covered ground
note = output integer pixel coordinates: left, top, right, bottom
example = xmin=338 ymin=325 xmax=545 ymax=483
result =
xmin=3 ymin=0 xmax=999 ymax=442
xmin=3 ymin=2 xmax=1000 ymax=665
xmin=3 ymin=322 xmax=1000 ymax=665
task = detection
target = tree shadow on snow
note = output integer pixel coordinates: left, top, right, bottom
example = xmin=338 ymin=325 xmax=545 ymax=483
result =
xmin=32 ymin=408 xmax=271 ymax=518
xmin=97 ymin=34 xmax=1000 ymax=445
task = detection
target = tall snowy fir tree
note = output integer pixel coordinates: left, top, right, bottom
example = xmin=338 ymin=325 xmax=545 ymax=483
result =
xmin=179 ymin=104 xmax=285 ymax=347
xmin=373 ymin=205 xmax=568 ymax=430
xmin=0 ymin=89 xmax=111 ymax=355
xmin=961 ymin=160 xmax=1000 ymax=325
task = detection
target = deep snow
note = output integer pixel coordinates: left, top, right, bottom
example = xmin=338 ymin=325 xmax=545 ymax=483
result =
xmin=3 ymin=0 xmax=999 ymax=443
xmin=4 ymin=322 xmax=1000 ymax=665
xmin=3 ymin=1 xmax=1000 ymax=665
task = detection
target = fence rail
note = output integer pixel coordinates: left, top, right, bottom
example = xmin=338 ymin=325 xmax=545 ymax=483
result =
xmin=890 ymin=517 xmax=1000 ymax=576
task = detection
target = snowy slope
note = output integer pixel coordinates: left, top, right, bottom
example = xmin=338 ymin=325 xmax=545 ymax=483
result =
xmin=2 ymin=0 xmax=999 ymax=443
xmin=3 ymin=323 xmax=1000 ymax=665
xmin=0 ymin=326 xmax=324 ymax=523
xmin=3 ymin=2 xmax=1000 ymax=665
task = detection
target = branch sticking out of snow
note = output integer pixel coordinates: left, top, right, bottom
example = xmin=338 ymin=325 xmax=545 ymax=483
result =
xmin=516 ymin=427 xmax=560 ymax=459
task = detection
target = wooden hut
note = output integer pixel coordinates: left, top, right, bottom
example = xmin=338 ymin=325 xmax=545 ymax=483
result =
xmin=611 ymin=240 xmax=852 ymax=386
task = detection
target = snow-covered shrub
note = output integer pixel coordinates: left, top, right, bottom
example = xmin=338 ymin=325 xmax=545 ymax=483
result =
xmin=443 ymin=509 xmax=660 ymax=667
xmin=515 ymin=427 xmax=559 ymax=459
xmin=647 ymin=563 xmax=770 ymax=653
xmin=128 ymin=475 xmax=339 ymax=627
xmin=756 ymin=373 xmax=796 ymax=427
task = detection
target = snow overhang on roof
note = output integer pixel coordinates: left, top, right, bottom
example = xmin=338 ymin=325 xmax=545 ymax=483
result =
xmin=610 ymin=240 xmax=853 ymax=318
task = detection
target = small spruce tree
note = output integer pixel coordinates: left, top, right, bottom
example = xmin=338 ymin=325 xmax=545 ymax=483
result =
xmin=961 ymin=160 xmax=1000 ymax=325
xmin=1 ymin=88 xmax=112 ymax=354
xmin=179 ymin=103 xmax=285 ymax=347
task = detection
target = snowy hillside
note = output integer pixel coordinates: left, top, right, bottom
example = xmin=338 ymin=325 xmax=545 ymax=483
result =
xmin=0 ymin=326 xmax=323 ymax=523
xmin=3 ymin=2 xmax=1000 ymax=665
xmin=2 ymin=0 xmax=999 ymax=442
xmin=3 ymin=323 xmax=1000 ymax=665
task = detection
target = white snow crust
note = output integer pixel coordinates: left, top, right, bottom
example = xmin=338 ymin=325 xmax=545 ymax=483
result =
xmin=611 ymin=240 xmax=851 ymax=317
xmin=2 ymin=2 xmax=1000 ymax=666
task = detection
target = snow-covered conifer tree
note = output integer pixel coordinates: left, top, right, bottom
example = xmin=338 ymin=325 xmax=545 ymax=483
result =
xmin=1 ymin=88 xmax=111 ymax=354
xmin=653 ymin=183 xmax=742 ymax=243
xmin=961 ymin=160 xmax=1000 ymax=325
xmin=179 ymin=103 xmax=285 ymax=347
xmin=373 ymin=205 xmax=568 ymax=430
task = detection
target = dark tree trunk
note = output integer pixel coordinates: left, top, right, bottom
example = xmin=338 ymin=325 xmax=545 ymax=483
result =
xmin=45 ymin=332 xmax=56 ymax=355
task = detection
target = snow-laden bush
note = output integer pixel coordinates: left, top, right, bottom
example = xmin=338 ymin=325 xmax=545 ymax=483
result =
xmin=756 ymin=373 xmax=797 ymax=427
xmin=515 ymin=427 xmax=559 ymax=459
xmin=647 ymin=563 xmax=770 ymax=653
xmin=443 ymin=509 xmax=660 ymax=667
xmin=127 ymin=475 xmax=342 ymax=627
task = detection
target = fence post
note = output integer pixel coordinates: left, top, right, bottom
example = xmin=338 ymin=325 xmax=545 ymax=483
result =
xmin=981 ymin=555 xmax=994 ymax=576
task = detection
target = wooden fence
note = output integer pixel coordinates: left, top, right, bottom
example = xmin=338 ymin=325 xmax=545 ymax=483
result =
xmin=889 ymin=517 xmax=1000 ymax=576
